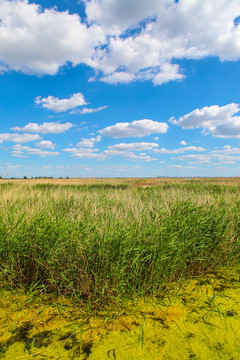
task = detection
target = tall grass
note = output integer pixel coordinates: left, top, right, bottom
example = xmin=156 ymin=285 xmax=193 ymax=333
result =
xmin=0 ymin=181 xmax=239 ymax=302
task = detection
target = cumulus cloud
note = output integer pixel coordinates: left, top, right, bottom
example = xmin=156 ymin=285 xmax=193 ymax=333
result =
xmin=99 ymin=63 xmax=184 ymax=85
xmin=0 ymin=133 xmax=41 ymax=143
xmin=170 ymin=103 xmax=240 ymax=138
xmin=71 ymin=106 xmax=107 ymax=114
xmin=0 ymin=0 xmax=104 ymax=75
xmin=153 ymin=146 xmax=205 ymax=154
xmin=124 ymin=153 xmax=157 ymax=161
xmin=108 ymin=142 xmax=159 ymax=151
xmin=35 ymin=93 xmax=87 ymax=112
xmin=103 ymin=149 xmax=157 ymax=161
xmin=85 ymin=0 xmax=240 ymax=84
xmin=12 ymin=122 xmax=73 ymax=134
xmin=209 ymin=146 xmax=240 ymax=163
xmin=77 ymin=135 xmax=102 ymax=147
xmin=101 ymin=71 xmax=136 ymax=84
xmin=172 ymin=145 xmax=240 ymax=165
xmin=180 ymin=140 xmax=187 ymax=145
xmin=153 ymin=63 xmax=184 ymax=85
xmin=85 ymin=0 xmax=240 ymax=60
xmin=99 ymin=119 xmax=168 ymax=138
xmin=211 ymin=154 xmax=240 ymax=163
xmin=84 ymin=0 xmax=157 ymax=34
xmin=35 ymin=140 xmax=56 ymax=150
xmin=174 ymin=154 xmax=211 ymax=163
xmin=175 ymin=153 xmax=240 ymax=165
xmin=12 ymin=144 xmax=59 ymax=157
xmin=0 ymin=0 xmax=239 ymax=85
xmin=63 ymin=147 xmax=106 ymax=160
xmin=211 ymin=145 xmax=240 ymax=155
xmin=170 ymin=103 xmax=239 ymax=129
xmin=90 ymin=32 xmax=184 ymax=84
xmin=64 ymin=141 xmax=158 ymax=161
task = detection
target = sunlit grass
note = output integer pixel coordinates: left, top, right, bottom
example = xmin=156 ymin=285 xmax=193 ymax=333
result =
xmin=0 ymin=179 xmax=239 ymax=302
xmin=0 ymin=179 xmax=240 ymax=358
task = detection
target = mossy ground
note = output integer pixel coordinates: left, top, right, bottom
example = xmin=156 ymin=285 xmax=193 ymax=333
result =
xmin=1 ymin=267 xmax=239 ymax=360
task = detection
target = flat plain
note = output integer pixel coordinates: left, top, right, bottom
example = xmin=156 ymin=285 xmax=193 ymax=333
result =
xmin=0 ymin=178 xmax=240 ymax=359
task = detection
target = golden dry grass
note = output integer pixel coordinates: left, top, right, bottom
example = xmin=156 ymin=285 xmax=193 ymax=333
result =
xmin=1 ymin=177 xmax=240 ymax=186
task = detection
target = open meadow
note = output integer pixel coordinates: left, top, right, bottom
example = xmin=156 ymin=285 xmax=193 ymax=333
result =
xmin=0 ymin=178 xmax=240 ymax=359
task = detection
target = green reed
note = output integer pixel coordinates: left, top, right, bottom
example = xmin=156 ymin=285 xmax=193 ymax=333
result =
xmin=0 ymin=181 xmax=239 ymax=302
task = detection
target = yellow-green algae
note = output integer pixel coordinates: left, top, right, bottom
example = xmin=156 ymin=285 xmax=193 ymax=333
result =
xmin=0 ymin=268 xmax=240 ymax=359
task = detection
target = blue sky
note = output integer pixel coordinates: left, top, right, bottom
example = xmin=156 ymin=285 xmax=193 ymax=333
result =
xmin=0 ymin=0 xmax=240 ymax=178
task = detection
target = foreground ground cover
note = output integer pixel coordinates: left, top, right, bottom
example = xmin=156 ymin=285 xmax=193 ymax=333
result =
xmin=0 ymin=268 xmax=240 ymax=359
xmin=0 ymin=178 xmax=240 ymax=358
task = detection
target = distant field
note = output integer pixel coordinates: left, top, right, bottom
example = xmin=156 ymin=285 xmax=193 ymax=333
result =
xmin=1 ymin=176 xmax=240 ymax=186
xmin=0 ymin=178 xmax=239 ymax=301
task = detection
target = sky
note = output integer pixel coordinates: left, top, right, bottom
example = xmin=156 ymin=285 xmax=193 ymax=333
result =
xmin=0 ymin=0 xmax=240 ymax=178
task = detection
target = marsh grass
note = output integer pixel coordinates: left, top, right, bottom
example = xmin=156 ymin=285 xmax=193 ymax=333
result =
xmin=0 ymin=179 xmax=240 ymax=303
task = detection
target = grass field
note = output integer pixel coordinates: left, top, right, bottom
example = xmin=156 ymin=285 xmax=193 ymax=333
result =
xmin=0 ymin=177 xmax=239 ymax=301
xmin=0 ymin=178 xmax=240 ymax=359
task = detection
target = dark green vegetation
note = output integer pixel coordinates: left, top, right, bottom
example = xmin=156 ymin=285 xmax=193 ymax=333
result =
xmin=0 ymin=180 xmax=239 ymax=302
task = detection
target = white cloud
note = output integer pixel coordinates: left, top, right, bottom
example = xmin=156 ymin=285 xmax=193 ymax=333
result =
xmin=152 ymin=63 xmax=184 ymax=85
xmin=84 ymin=0 xmax=157 ymax=34
xmin=6 ymin=164 xmax=22 ymax=168
xmin=85 ymin=0 xmax=240 ymax=84
xmin=170 ymin=103 xmax=239 ymax=129
xmin=210 ymin=146 xmax=240 ymax=163
xmin=171 ymin=145 xmax=240 ymax=165
xmin=0 ymin=133 xmax=41 ymax=143
xmin=89 ymin=31 xmax=184 ymax=84
xmin=77 ymin=135 xmax=101 ymax=147
xmin=99 ymin=63 xmax=184 ymax=85
xmin=12 ymin=144 xmax=59 ymax=157
xmin=103 ymin=149 xmax=157 ymax=161
xmin=211 ymin=146 xmax=240 ymax=155
xmin=0 ymin=0 xmax=239 ymax=85
xmin=154 ymin=146 xmax=205 ymax=154
xmin=180 ymin=140 xmax=187 ymax=145
xmin=99 ymin=119 xmax=168 ymax=138
xmin=64 ymin=141 xmax=157 ymax=161
xmin=176 ymin=154 xmax=240 ymax=165
xmin=12 ymin=122 xmax=73 ymax=134
xmin=167 ymin=165 xmax=194 ymax=169
xmin=71 ymin=105 xmax=107 ymax=114
xmin=35 ymin=140 xmax=56 ymax=150
xmin=101 ymin=71 xmax=136 ymax=84
xmin=9 ymin=154 xmax=27 ymax=158
xmin=108 ymin=142 xmax=159 ymax=151
xmin=174 ymin=154 xmax=211 ymax=162
xmin=170 ymin=103 xmax=240 ymax=138
xmin=63 ymin=147 xmax=106 ymax=160
xmin=35 ymin=93 xmax=86 ymax=112
xmin=124 ymin=153 xmax=157 ymax=161
xmin=85 ymin=0 xmax=240 ymax=61
xmin=211 ymin=154 xmax=240 ymax=163
xmin=211 ymin=118 xmax=240 ymax=138
xmin=212 ymin=161 xmax=236 ymax=165
xmin=0 ymin=0 xmax=105 ymax=75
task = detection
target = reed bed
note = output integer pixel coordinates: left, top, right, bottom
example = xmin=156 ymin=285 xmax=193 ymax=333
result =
xmin=0 ymin=180 xmax=239 ymax=303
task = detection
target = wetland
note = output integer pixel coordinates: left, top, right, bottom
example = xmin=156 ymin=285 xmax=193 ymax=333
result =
xmin=0 ymin=178 xmax=240 ymax=359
